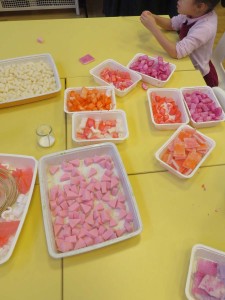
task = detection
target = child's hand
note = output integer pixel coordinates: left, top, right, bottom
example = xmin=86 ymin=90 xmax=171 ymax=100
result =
xmin=140 ymin=10 xmax=157 ymax=31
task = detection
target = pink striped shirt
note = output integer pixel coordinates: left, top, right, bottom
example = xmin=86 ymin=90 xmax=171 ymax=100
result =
xmin=171 ymin=11 xmax=218 ymax=76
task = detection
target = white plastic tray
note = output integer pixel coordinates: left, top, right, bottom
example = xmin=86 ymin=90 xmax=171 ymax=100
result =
xmin=147 ymin=88 xmax=189 ymax=130
xmin=38 ymin=143 xmax=142 ymax=259
xmin=64 ymin=86 xmax=116 ymax=114
xmin=89 ymin=59 xmax=142 ymax=97
xmin=185 ymin=244 xmax=225 ymax=300
xmin=127 ymin=53 xmax=176 ymax=87
xmin=72 ymin=109 xmax=129 ymax=145
xmin=0 ymin=154 xmax=38 ymax=265
xmin=181 ymin=86 xmax=225 ymax=128
xmin=0 ymin=53 xmax=61 ymax=108
xmin=155 ymin=124 xmax=216 ymax=179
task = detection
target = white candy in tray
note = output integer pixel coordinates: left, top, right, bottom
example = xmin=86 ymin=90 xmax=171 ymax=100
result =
xmin=0 ymin=53 xmax=61 ymax=108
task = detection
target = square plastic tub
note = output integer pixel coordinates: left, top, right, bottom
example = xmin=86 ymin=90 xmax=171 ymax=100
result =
xmin=155 ymin=124 xmax=216 ymax=179
xmin=72 ymin=109 xmax=129 ymax=145
xmin=147 ymin=88 xmax=189 ymax=130
xmin=185 ymin=244 xmax=225 ymax=300
xmin=127 ymin=53 xmax=176 ymax=87
xmin=181 ymin=86 xmax=225 ymax=128
xmin=89 ymin=59 xmax=142 ymax=97
xmin=38 ymin=143 xmax=142 ymax=259
xmin=0 ymin=154 xmax=38 ymax=265
xmin=64 ymin=86 xmax=116 ymax=114
xmin=0 ymin=53 xmax=61 ymax=108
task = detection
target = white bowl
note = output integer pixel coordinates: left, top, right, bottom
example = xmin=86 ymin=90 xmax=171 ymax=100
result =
xmin=64 ymin=86 xmax=116 ymax=114
xmin=127 ymin=53 xmax=176 ymax=87
xmin=89 ymin=59 xmax=142 ymax=97
xmin=181 ymin=86 xmax=225 ymax=128
xmin=147 ymin=88 xmax=189 ymax=130
xmin=155 ymin=124 xmax=216 ymax=179
xmin=72 ymin=109 xmax=129 ymax=145
xmin=0 ymin=53 xmax=61 ymax=108
xmin=38 ymin=143 xmax=142 ymax=259
xmin=0 ymin=154 xmax=38 ymax=265
xmin=185 ymin=244 xmax=225 ymax=300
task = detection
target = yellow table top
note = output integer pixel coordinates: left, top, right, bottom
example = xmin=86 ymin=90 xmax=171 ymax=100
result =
xmin=0 ymin=185 xmax=61 ymax=300
xmin=0 ymin=79 xmax=66 ymax=161
xmin=63 ymin=165 xmax=225 ymax=300
xmin=0 ymin=17 xmax=194 ymax=78
xmin=66 ymin=71 xmax=225 ymax=175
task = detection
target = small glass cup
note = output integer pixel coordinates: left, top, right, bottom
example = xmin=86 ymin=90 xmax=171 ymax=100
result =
xmin=36 ymin=124 xmax=55 ymax=148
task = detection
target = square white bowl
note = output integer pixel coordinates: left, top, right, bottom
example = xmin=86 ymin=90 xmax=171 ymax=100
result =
xmin=0 ymin=53 xmax=61 ymax=108
xmin=0 ymin=154 xmax=38 ymax=265
xmin=89 ymin=59 xmax=142 ymax=97
xmin=127 ymin=53 xmax=176 ymax=87
xmin=38 ymin=143 xmax=142 ymax=259
xmin=147 ymin=88 xmax=189 ymax=130
xmin=72 ymin=109 xmax=129 ymax=145
xmin=185 ymin=244 xmax=225 ymax=300
xmin=155 ymin=124 xmax=216 ymax=179
xmin=64 ymin=86 xmax=116 ymax=114
xmin=181 ymin=86 xmax=225 ymax=128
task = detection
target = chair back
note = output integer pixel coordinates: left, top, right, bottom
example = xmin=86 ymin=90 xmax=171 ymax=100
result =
xmin=212 ymin=32 xmax=225 ymax=90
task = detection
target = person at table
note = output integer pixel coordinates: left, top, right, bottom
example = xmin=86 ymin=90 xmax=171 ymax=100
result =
xmin=140 ymin=0 xmax=220 ymax=87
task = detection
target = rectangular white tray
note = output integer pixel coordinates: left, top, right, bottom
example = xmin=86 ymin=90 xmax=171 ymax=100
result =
xmin=0 ymin=154 xmax=38 ymax=265
xmin=127 ymin=53 xmax=176 ymax=87
xmin=89 ymin=59 xmax=142 ymax=97
xmin=147 ymin=88 xmax=189 ymax=130
xmin=0 ymin=53 xmax=61 ymax=108
xmin=72 ymin=109 xmax=129 ymax=144
xmin=64 ymin=86 xmax=116 ymax=114
xmin=38 ymin=143 xmax=142 ymax=258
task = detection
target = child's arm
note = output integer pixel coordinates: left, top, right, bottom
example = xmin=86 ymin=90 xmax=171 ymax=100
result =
xmin=140 ymin=11 xmax=177 ymax=59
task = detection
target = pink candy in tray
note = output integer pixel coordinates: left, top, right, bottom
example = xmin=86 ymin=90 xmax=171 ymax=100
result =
xmin=127 ymin=53 xmax=176 ymax=87
xmin=185 ymin=244 xmax=225 ymax=300
xmin=38 ymin=143 xmax=142 ymax=258
xmin=181 ymin=86 xmax=225 ymax=128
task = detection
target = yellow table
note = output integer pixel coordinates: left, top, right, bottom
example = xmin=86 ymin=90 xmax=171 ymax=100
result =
xmin=63 ymin=165 xmax=225 ymax=300
xmin=0 ymin=17 xmax=224 ymax=300
xmin=0 ymin=185 xmax=62 ymax=300
xmin=0 ymin=79 xmax=66 ymax=160
xmin=65 ymin=71 xmax=225 ymax=175
xmin=0 ymin=17 xmax=194 ymax=78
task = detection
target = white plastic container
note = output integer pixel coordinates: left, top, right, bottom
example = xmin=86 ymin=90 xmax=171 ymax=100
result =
xmin=0 ymin=154 xmax=38 ymax=265
xmin=72 ymin=109 xmax=129 ymax=145
xmin=127 ymin=53 xmax=176 ymax=87
xmin=147 ymin=88 xmax=189 ymax=130
xmin=89 ymin=59 xmax=142 ymax=97
xmin=64 ymin=86 xmax=116 ymax=114
xmin=0 ymin=53 xmax=61 ymax=108
xmin=155 ymin=124 xmax=216 ymax=179
xmin=185 ymin=244 xmax=225 ymax=300
xmin=181 ymin=86 xmax=225 ymax=128
xmin=38 ymin=143 xmax=143 ymax=259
